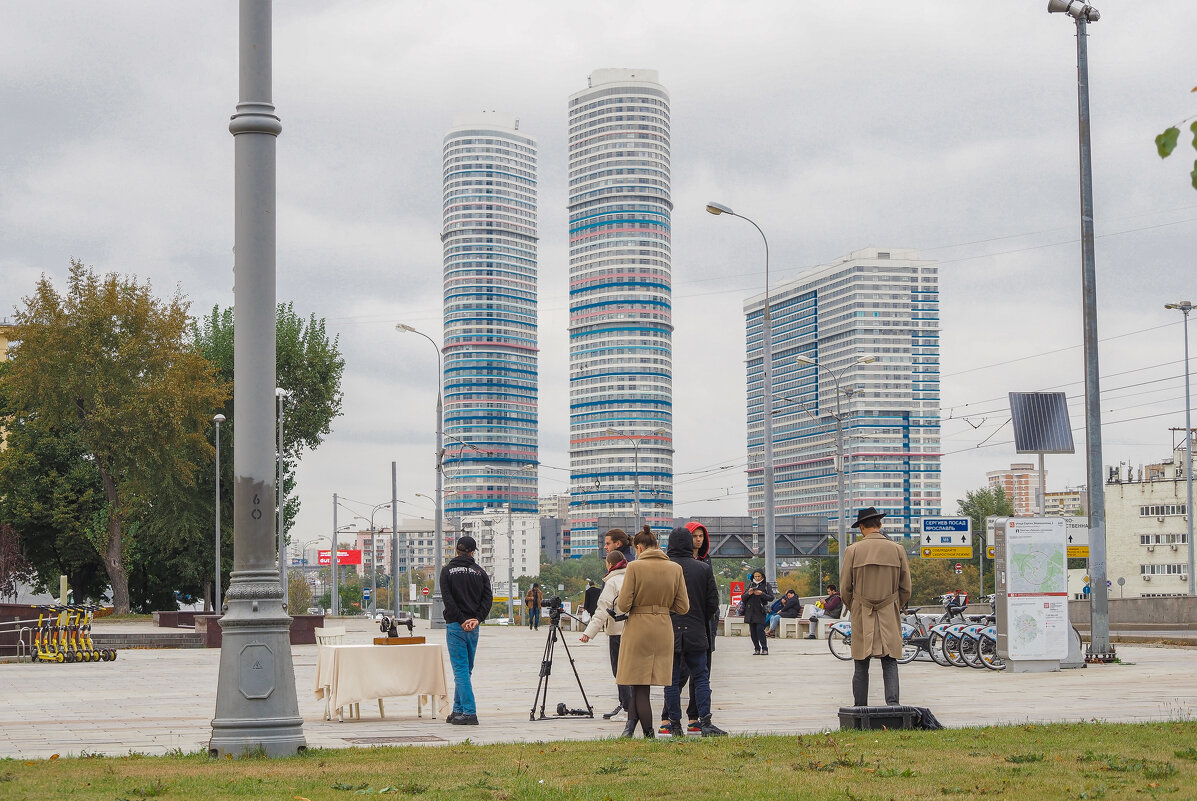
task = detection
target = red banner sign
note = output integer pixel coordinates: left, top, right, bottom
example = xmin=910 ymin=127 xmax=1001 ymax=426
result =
xmin=317 ymin=549 xmax=362 ymax=566
xmin=730 ymin=581 xmax=745 ymax=608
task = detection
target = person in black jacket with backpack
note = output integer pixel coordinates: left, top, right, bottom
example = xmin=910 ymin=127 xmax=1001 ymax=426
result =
xmin=661 ymin=527 xmax=727 ymax=737
xmin=439 ymin=536 xmax=492 ymax=725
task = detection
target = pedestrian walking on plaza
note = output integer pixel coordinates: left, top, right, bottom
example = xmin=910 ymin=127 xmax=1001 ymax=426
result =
xmin=580 ymin=550 xmax=631 ymax=721
xmin=614 ymin=528 xmax=688 ymax=738
xmin=662 ymin=527 xmax=726 ymax=737
xmin=742 ymin=569 xmax=773 ymax=655
xmin=525 ymin=583 xmax=543 ymax=630
xmin=440 ymin=536 xmax=493 ymax=725
xmin=839 ymin=507 xmax=912 ymax=706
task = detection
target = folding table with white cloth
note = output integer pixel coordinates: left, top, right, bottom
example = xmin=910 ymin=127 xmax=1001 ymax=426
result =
xmin=313 ymin=643 xmax=449 ymax=722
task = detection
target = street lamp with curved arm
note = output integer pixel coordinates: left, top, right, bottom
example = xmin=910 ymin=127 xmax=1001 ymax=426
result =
xmin=604 ymin=428 xmax=668 ymax=529
xmin=706 ymin=201 xmax=776 ymax=584
xmin=794 ymin=354 xmax=875 ymax=572
xmin=396 ymin=322 xmax=448 ymax=629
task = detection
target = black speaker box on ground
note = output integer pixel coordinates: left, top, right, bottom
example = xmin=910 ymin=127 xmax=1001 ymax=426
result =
xmin=838 ymin=705 xmax=921 ymax=730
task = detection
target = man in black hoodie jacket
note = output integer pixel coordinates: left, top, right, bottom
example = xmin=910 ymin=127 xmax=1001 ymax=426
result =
xmin=440 ymin=536 xmax=493 ymax=725
xmin=662 ymin=527 xmax=727 ymax=737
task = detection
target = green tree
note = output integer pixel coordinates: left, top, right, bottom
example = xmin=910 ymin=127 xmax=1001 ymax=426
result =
xmin=0 ymin=388 xmax=110 ymax=601
xmin=1155 ymin=90 xmax=1197 ymax=189
xmin=0 ymin=524 xmax=35 ymax=601
xmin=954 ymin=484 xmax=1013 ymax=598
xmin=1 ymin=261 xmax=227 ymax=613
xmin=190 ymin=302 xmax=345 ymax=567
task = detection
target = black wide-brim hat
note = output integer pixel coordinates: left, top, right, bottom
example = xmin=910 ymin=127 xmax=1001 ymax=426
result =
xmin=850 ymin=507 xmax=886 ymax=528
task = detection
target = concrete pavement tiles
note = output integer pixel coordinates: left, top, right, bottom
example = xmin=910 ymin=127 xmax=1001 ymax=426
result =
xmin=0 ymin=618 xmax=1192 ymax=759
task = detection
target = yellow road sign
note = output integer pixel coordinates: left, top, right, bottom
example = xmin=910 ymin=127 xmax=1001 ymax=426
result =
xmin=921 ymin=546 xmax=973 ymax=559
xmin=1067 ymin=546 xmax=1090 ymax=558
xmin=986 ymin=545 xmax=995 ymax=559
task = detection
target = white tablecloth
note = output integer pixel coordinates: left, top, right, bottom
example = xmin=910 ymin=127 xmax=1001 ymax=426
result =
xmin=313 ymin=644 xmax=448 ymax=715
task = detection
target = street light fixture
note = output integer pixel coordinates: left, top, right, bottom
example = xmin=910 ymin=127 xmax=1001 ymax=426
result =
xmin=604 ymin=428 xmax=668 ymax=529
xmin=213 ymin=413 xmax=226 ymax=612
xmin=794 ymin=354 xmax=876 ymax=573
xmin=396 ymin=322 xmax=447 ymax=629
xmin=705 ymin=200 xmax=777 ymax=585
xmin=1048 ymin=0 xmax=1112 ymax=658
xmin=1165 ymin=300 xmax=1195 ymax=596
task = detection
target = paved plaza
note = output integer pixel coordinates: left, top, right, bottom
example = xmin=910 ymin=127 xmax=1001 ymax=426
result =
xmin=0 ymin=617 xmax=1193 ymax=759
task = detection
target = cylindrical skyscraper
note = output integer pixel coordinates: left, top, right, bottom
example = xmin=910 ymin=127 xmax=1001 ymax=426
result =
xmin=441 ymin=113 xmax=538 ymax=517
xmin=567 ymin=69 xmax=673 ymax=553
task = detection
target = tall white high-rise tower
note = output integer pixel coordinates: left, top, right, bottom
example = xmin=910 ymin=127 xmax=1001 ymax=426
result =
xmin=567 ymin=69 xmax=673 ymax=553
xmin=441 ymin=113 xmax=539 ymax=517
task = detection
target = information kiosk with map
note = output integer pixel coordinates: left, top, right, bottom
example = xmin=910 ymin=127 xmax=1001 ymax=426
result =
xmin=995 ymin=517 xmax=1070 ymax=672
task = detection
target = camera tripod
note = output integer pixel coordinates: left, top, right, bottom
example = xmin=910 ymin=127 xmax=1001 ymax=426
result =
xmin=529 ymin=609 xmax=594 ymax=721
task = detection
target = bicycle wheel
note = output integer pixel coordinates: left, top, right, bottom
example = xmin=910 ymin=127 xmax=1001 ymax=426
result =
xmin=943 ymin=633 xmax=965 ymax=666
xmin=928 ymin=631 xmax=951 ymax=666
xmin=980 ymin=636 xmax=1004 ymax=670
xmin=897 ymin=638 xmax=920 ymax=664
xmin=961 ymin=633 xmax=984 ymax=669
xmin=827 ymin=629 xmax=853 ymax=661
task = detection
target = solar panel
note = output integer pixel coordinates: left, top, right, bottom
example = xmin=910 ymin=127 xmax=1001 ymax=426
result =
xmin=1009 ymin=392 xmax=1075 ymax=454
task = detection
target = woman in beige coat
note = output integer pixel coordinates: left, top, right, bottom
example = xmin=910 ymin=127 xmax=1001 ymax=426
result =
xmin=615 ymin=527 xmax=688 ymax=738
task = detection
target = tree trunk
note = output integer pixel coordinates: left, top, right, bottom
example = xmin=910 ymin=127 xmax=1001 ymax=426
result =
xmin=98 ymin=463 xmax=131 ymax=615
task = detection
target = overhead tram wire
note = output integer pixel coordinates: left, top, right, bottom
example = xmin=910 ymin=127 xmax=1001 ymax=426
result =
xmin=322 ymin=211 xmax=1197 ymax=328
xmin=942 ymin=407 xmax=1187 ymax=457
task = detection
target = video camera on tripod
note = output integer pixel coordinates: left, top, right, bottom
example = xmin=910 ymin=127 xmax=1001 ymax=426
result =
xmin=529 ymin=595 xmax=593 ymax=721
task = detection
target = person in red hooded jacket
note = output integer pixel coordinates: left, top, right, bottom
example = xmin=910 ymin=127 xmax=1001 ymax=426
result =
xmin=660 ymin=520 xmax=719 ymax=735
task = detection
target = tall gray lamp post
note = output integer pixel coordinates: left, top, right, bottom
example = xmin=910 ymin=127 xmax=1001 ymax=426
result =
xmin=396 ymin=323 xmax=446 ymax=628
xmin=368 ymin=501 xmax=394 ymax=616
xmin=705 ymin=201 xmax=777 ymax=585
xmin=210 ymin=0 xmax=306 ymax=758
xmin=1048 ymin=0 xmax=1111 ymax=657
xmin=1165 ymin=301 xmax=1195 ymax=596
xmin=604 ymin=428 xmax=667 ymax=530
xmin=794 ymin=355 xmax=876 ymax=573
xmin=213 ymin=413 xmax=225 ymax=612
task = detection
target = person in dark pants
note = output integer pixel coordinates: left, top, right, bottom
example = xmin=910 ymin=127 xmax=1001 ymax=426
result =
xmin=661 ymin=526 xmax=727 ymax=737
xmin=742 ymin=569 xmax=773 ymax=655
xmin=583 ymin=579 xmax=601 ymax=619
xmin=525 ymin=582 xmax=543 ymax=630
xmin=840 ymin=507 xmax=912 ymax=707
xmin=440 ymin=536 xmax=493 ymax=725
xmin=580 ymin=550 xmax=630 ymax=721
xmin=661 ymin=520 xmax=719 ymax=735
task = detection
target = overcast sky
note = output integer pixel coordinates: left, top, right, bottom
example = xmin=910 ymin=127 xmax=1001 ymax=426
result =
xmin=2 ymin=1 xmax=1194 ymax=546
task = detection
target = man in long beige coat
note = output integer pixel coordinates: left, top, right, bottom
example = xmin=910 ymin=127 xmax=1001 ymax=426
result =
xmin=839 ymin=507 xmax=912 ymax=706
xmin=615 ymin=536 xmax=688 ymax=737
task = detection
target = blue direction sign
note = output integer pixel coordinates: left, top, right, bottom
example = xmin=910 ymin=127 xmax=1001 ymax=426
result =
xmin=919 ymin=517 xmax=973 ymax=558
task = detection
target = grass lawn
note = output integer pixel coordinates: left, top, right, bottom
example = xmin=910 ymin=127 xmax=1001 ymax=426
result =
xmin=0 ymin=721 xmax=1193 ymax=801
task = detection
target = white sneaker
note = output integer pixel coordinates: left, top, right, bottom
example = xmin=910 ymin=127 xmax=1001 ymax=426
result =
xmin=610 ymin=711 xmax=627 ymax=722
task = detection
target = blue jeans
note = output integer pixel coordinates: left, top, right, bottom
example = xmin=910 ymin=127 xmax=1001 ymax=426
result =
xmin=528 ymin=606 xmax=540 ymax=629
xmin=446 ymin=622 xmax=480 ymax=715
xmin=664 ymin=649 xmax=711 ymax=723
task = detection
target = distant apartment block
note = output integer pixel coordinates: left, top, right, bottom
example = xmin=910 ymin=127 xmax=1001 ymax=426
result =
xmin=744 ymin=248 xmax=941 ymax=537
xmin=987 ymin=462 xmax=1044 ymax=516
xmin=1104 ymin=447 xmax=1193 ymax=598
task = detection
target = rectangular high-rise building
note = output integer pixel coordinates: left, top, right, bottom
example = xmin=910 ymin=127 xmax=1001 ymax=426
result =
xmin=744 ymin=247 xmax=941 ymax=537
xmin=441 ymin=112 xmax=539 ymax=517
xmin=567 ymin=69 xmax=673 ymax=553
